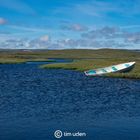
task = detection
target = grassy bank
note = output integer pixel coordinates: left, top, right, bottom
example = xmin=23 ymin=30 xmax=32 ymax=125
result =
xmin=0 ymin=58 xmax=55 ymax=64
xmin=39 ymin=49 xmax=140 ymax=79
xmin=0 ymin=50 xmax=56 ymax=64
xmin=0 ymin=49 xmax=140 ymax=79
xmin=41 ymin=59 xmax=140 ymax=79
xmin=0 ymin=49 xmax=139 ymax=62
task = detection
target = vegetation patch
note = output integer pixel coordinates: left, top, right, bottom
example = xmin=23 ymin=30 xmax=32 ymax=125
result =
xmin=0 ymin=49 xmax=140 ymax=79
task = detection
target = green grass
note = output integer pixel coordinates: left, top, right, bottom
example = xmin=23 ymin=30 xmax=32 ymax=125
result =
xmin=0 ymin=58 xmax=26 ymax=64
xmin=0 ymin=50 xmax=56 ymax=64
xmin=41 ymin=59 xmax=140 ymax=79
xmin=0 ymin=49 xmax=140 ymax=79
xmin=40 ymin=50 xmax=140 ymax=79
xmin=0 ymin=48 xmax=139 ymax=60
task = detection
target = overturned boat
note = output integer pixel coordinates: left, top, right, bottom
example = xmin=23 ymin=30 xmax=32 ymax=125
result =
xmin=84 ymin=62 xmax=136 ymax=76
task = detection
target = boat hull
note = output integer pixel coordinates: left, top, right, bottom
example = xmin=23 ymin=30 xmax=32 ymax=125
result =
xmin=84 ymin=62 xmax=136 ymax=76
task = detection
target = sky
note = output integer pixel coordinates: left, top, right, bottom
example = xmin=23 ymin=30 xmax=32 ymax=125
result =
xmin=0 ymin=0 xmax=140 ymax=49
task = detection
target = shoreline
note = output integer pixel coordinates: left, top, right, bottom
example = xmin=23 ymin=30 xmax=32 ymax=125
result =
xmin=40 ymin=59 xmax=140 ymax=79
xmin=0 ymin=59 xmax=139 ymax=79
xmin=0 ymin=49 xmax=139 ymax=79
xmin=41 ymin=66 xmax=140 ymax=79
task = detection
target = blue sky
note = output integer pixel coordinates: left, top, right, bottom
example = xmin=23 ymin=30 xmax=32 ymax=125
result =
xmin=0 ymin=0 xmax=140 ymax=49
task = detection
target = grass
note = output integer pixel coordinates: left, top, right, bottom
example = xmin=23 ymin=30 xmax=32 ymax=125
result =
xmin=39 ymin=49 xmax=140 ymax=79
xmin=41 ymin=59 xmax=140 ymax=79
xmin=0 ymin=58 xmax=26 ymax=64
xmin=0 ymin=50 xmax=56 ymax=64
xmin=0 ymin=58 xmax=55 ymax=64
xmin=0 ymin=49 xmax=140 ymax=79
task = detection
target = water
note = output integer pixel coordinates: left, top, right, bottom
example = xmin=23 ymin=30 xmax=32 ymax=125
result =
xmin=0 ymin=61 xmax=140 ymax=140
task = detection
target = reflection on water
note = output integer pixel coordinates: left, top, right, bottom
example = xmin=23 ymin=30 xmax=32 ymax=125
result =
xmin=0 ymin=62 xmax=140 ymax=140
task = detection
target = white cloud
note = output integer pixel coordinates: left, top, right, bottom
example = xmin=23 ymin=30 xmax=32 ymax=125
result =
xmin=0 ymin=38 xmax=49 ymax=49
xmin=40 ymin=35 xmax=50 ymax=42
xmin=0 ymin=26 xmax=140 ymax=50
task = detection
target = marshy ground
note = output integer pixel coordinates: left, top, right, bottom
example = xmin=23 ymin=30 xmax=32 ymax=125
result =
xmin=0 ymin=49 xmax=140 ymax=79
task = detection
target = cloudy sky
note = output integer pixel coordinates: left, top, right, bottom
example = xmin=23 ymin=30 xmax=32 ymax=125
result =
xmin=0 ymin=0 xmax=140 ymax=49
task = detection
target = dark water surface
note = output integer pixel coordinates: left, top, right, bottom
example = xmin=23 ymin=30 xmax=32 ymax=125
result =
xmin=0 ymin=61 xmax=140 ymax=140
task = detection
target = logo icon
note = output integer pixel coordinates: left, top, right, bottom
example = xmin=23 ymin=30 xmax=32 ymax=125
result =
xmin=54 ymin=130 xmax=63 ymax=138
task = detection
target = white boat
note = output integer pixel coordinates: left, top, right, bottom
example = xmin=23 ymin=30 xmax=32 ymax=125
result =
xmin=84 ymin=62 xmax=136 ymax=76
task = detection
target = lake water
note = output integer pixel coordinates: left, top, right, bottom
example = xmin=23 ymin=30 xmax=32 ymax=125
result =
xmin=0 ymin=61 xmax=140 ymax=140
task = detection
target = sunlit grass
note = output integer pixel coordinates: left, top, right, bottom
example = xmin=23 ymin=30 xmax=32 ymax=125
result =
xmin=0 ymin=49 xmax=140 ymax=79
xmin=41 ymin=58 xmax=140 ymax=79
